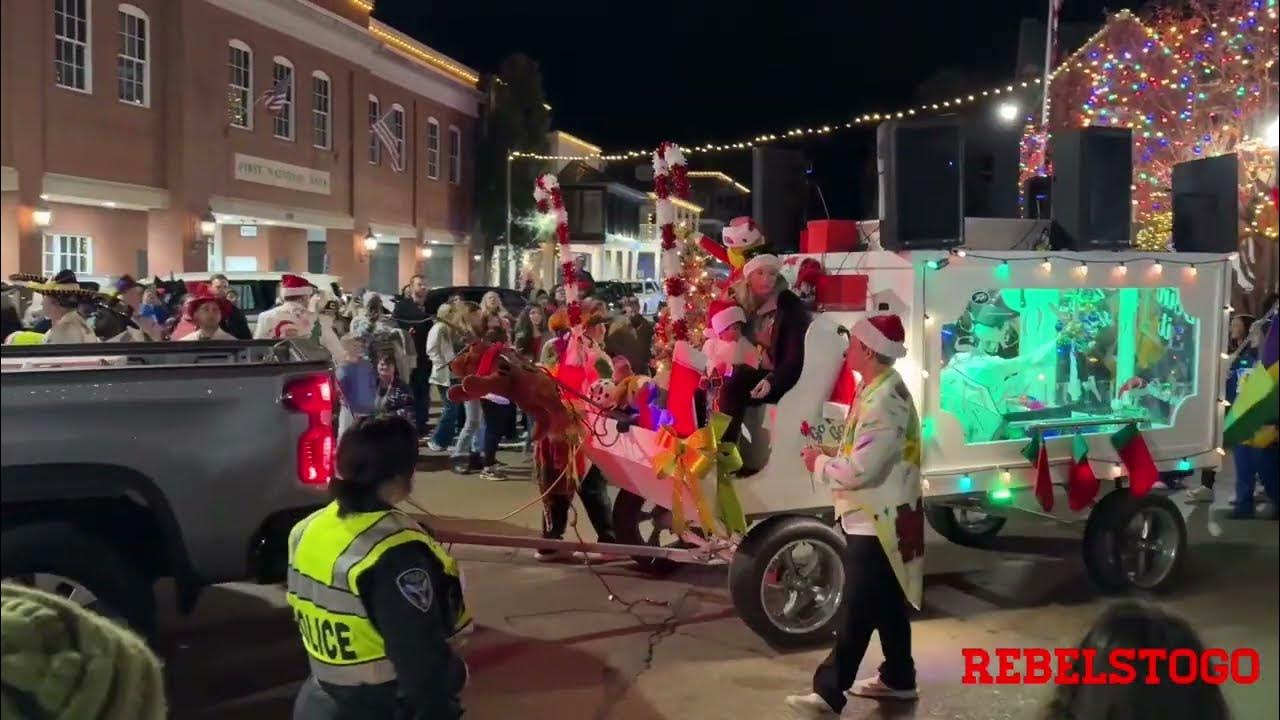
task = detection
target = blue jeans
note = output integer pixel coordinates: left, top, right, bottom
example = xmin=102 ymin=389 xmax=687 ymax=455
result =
xmin=1232 ymin=443 xmax=1280 ymax=513
xmin=431 ymin=385 xmax=462 ymax=448
xmin=451 ymin=399 xmax=482 ymax=459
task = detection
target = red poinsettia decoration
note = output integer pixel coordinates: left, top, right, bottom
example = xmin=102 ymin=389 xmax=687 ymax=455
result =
xmin=664 ymin=276 xmax=687 ymax=297
xmin=800 ymin=421 xmax=813 ymax=439
xmin=894 ymin=498 xmax=925 ymax=563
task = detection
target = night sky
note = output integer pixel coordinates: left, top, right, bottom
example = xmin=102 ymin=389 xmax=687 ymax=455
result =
xmin=376 ymin=0 xmax=1144 ymax=216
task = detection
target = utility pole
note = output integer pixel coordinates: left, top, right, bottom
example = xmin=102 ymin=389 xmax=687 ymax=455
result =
xmin=504 ymin=152 xmax=513 ymax=288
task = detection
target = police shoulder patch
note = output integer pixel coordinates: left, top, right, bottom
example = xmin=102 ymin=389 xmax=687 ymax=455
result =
xmin=396 ymin=568 xmax=434 ymax=613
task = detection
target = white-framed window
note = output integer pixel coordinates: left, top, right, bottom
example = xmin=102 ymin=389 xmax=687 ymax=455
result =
xmin=116 ymin=5 xmax=148 ymax=106
xmin=426 ymin=118 xmax=440 ymax=179
xmin=367 ymin=95 xmax=380 ymax=165
xmin=228 ymin=40 xmax=252 ymax=129
xmin=311 ymin=71 xmax=331 ymax=149
xmin=54 ymin=0 xmax=91 ymax=92
xmin=43 ymin=234 xmax=93 ymax=275
xmin=448 ymin=125 xmax=461 ymax=184
xmin=390 ymin=103 xmax=406 ymax=172
xmin=271 ymin=57 xmax=295 ymax=140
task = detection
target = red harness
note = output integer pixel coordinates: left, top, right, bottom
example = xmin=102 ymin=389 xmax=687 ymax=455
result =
xmin=475 ymin=343 xmax=506 ymax=376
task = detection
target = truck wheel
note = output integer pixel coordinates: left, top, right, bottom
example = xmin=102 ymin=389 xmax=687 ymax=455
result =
xmin=729 ymin=516 xmax=846 ymax=648
xmin=611 ymin=490 xmax=680 ymax=575
xmin=1 ymin=522 xmax=157 ymax=639
xmin=924 ymin=502 xmax=1006 ymax=548
xmin=1083 ymin=492 xmax=1186 ymax=594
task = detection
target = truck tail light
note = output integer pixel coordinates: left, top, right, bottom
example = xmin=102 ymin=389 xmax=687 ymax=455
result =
xmin=283 ymin=373 xmax=335 ymax=485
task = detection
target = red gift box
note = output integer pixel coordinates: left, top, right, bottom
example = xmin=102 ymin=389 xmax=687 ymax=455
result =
xmin=803 ymin=220 xmax=862 ymax=253
xmin=816 ymin=273 xmax=869 ymax=311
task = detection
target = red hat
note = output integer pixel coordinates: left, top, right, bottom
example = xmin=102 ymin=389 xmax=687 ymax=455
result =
xmin=184 ymin=293 xmax=233 ymax=321
xmin=723 ymin=216 xmax=763 ymax=249
xmin=708 ymin=299 xmax=747 ymax=335
xmin=852 ymin=313 xmax=907 ymax=359
xmin=279 ymin=273 xmax=314 ymax=299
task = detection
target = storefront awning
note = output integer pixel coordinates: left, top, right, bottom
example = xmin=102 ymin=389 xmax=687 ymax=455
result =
xmin=209 ymin=195 xmax=354 ymax=230
xmin=41 ymin=172 xmax=169 ymax=210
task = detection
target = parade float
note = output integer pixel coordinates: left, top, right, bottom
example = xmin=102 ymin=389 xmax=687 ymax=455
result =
xmin=419 ymin=142 xmax=1240 ymax=649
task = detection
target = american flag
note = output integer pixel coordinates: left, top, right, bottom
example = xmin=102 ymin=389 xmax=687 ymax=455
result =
xmin=258 ymin=77 xmax=289 ymax=114
xmin=371 ymin=110 xmax=404 ymax=171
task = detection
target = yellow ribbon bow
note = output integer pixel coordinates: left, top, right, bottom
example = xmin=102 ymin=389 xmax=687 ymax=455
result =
xmin=653 ymin=412 xmax=746 ymax=536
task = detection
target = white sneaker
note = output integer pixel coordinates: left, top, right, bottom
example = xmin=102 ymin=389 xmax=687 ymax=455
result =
xmin=783 ymin=693 xmax=838 ymax=718
xmin=1185 ymin=485 xmax=1214 ymax=503
xmin=848 ymin=675 xmax=918 ymax=700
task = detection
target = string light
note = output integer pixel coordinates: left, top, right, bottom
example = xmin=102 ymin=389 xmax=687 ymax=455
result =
xmin=508 ymin=78 xmax=1042 ymax=162
xmin=1185 ymin=264 xmax=1198 ymax=278
xmin=368 ymin=23 xmax=479 ymax=86
xmin=1115 ymin=262 xmax=1128 ymax=276
xmin=1041 ymin=258 xmax=1053 ymax=273
xmin=1075 ymin=261 xmax=1090 ymax=277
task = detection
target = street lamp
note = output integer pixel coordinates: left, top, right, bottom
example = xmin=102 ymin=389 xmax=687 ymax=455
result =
xmin=362 ymin=229 xmax=379 ymax=253
xmin=996 ymin=101 xmax=1020 ymax=124
xmin=199 ymin=208 xmax=217 ymax=236
xmin=32 ymin=204 xmax=52 ymax=228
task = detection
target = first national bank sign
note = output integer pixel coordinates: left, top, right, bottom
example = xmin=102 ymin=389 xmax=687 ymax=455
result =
xmin=234 ymin=153 xmax=330 ymax=195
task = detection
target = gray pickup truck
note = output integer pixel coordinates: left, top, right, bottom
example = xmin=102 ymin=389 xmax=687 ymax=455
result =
xmin=1 ymin=340 xmax=334 ymax=636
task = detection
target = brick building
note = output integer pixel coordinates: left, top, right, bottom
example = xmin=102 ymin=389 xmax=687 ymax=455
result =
xmin=0 ymin=0 xmax=482 ymax=293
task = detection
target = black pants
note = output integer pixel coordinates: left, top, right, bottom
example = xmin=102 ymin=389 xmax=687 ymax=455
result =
xmin=718 ymin=365 xmax=782 ymax=444
xmin=813 ymin=533 xmax=916 ymax=712
xmin=480 ymin=400 xmax=515 ymax=466
xmin=542 ymin=466 xmax=615 ymax=543
xmin=409 ymin=366 xmax=432 ymax=435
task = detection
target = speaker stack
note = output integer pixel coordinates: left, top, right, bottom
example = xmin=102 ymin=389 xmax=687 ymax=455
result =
xmin=1049 ymin=127 xmax=1134 ymax=250
xmin=1171 ymin=153 xmax=1239 ymax=253
xmin=876 ymin=117 xmax=965 ymax=250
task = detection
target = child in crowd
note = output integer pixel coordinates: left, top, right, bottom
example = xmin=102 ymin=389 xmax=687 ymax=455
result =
xmin=337 ymin=335 xmax=377 ymax=437
xmin=702 ymin=300 xmax=760 ymax=378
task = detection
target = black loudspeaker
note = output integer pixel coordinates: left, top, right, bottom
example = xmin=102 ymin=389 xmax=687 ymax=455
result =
xmin=877 ymin=118 xmax=964 ymax=249
xmin=962 ymin=118 xmax=1022 ymax=218
xmin=1023 ymin=176 xmax=1052 ymax=219
xmin=1050 ymin=127 xmax=1133 ymax=249
xmin=752 ymin=148 xmax=807 ymax=253
xmin=1172 ymin=153 xmax=1239 ymax=253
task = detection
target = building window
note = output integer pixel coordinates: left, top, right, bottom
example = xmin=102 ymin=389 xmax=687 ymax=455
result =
xmin=448 ymin=126 xmax=461 ymax=184
xmin=368 ymin=95 xmax=380 ymax=165
xmin=390 ymin=104 xmax=405 ymax=172
xmin=43 ymin=234 xmax=93 ymax=275
xmin=426 ymin=119 xmax=440 ymax=179
xmin=271 ymin=57 xmax=294 ymax=140
xmin=54 ymin=0 xmax=91 ymax=92
xmin=311 ymin=71 xmax=331 ymax=149
xmin=116 ymin=5 xmax=147 ymax=106
xmin=228 ymin=40 xmax=252 ymax=129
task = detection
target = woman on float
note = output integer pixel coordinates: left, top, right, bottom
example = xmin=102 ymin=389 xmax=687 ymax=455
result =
xmin=718 ymin=244 xmax=812 ymax=455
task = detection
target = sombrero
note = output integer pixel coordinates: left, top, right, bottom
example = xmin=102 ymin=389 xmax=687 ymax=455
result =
xmin=13 ymin=270 xmax=103 ymax=303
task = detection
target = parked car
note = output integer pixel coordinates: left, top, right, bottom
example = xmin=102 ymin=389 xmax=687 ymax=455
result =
xmin=173 ymin=271 xmax=343 ymax=326
xmin=0 ymin=339 xmax=334 ymax=636
xmin=626 ymin=279 xmax=665 ymax=316
xmin=594 ymin=281 xmax=630 ymax=314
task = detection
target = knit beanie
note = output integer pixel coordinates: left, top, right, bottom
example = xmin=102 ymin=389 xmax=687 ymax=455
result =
xmin=0 ymin=583 xmax=166 ymax=720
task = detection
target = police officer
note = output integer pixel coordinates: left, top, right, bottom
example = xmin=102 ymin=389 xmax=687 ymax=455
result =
xmin=288 ymin=415 xmax=470 ymax=719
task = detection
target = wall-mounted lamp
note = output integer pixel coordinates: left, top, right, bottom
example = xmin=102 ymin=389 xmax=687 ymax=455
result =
xmin=199 ymin=208 xmax=217 ymax=236
xmin=32 ymin=204 xmax=52 ymax=228
xmin=362 ymin=229 xmax=379 ymax=253
xmin=420 ymin=246 xmax=433 ymax=259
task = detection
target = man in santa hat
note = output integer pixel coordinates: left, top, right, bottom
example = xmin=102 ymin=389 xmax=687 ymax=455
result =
xmin=254 ymin=274 xmax=344 ymax=360
xmin=787 ymin=313 xmax=923 ymax=718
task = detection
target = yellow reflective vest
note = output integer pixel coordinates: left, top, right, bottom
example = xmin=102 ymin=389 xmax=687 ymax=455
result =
xmin=286 ymin=502 xmax=472 ymax=686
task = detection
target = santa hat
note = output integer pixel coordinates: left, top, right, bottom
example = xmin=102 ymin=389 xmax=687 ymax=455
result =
xmin=851 ymin=313 xmax=907 ymax=359
xmin=279 ymin=273 xmax=314 ymax=299
xmin=708 ymin=300 xmax=746 ymax=335
xmin=741 ymin=252 xmax=781 ymax=280
xmin=184 ymin=293 xmax=233 ymax=321
xmin=722 ymin=217 xmax=763 ymax=249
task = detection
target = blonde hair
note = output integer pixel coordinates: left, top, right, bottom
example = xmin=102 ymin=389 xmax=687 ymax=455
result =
xmin=728 ymin=273 xmax=789 ymax=316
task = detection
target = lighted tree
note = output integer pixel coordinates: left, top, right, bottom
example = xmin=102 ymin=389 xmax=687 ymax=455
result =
xmin=651 ymin=227 xmax=716 ymax=379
